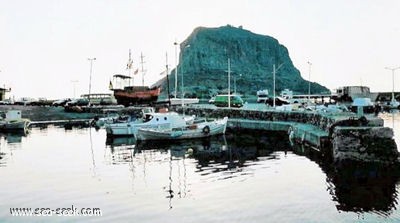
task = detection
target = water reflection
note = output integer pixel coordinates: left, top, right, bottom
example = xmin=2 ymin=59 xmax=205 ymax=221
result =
xmin=134 ymin=132 xmax=287 ymax=172
xmin=0 ymin=131 xmax=28 ymax=166
xmin=103 ymin=133 xmax=288 ymax=209
xmin=0 ymin=131 xmax=27 ymax=144
xmin=326 ymin=161 xmax=399 ymax=216
xmin=293 ymin=144 xmax=400 ymax=216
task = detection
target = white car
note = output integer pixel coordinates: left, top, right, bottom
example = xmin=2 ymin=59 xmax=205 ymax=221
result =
xmin=208 ymin=96 xmax=216 ymax=104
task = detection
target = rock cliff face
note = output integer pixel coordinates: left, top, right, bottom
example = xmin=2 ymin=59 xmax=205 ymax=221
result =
xmin=159 ymin=25 xmax=329 ymax=99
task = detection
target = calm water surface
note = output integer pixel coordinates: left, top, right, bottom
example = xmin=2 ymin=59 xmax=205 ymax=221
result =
xmin=1 ymin=112 xmax=400 ymax=222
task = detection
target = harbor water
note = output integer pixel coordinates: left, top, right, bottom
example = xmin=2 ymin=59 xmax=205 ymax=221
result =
xmin=1 ymin=112 xmax=400 ymax=222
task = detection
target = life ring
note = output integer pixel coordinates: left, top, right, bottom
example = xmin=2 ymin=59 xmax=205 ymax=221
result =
xmin=358 ymin=147 xmax=367 ymax=153
xmin=287 ymin=126 xmax=293 ymax=135
xmin=202 ymin=125 xmax=210 ymax=134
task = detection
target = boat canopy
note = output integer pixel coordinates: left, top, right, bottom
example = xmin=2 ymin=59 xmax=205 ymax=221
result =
xmin=113 ymin=74 xmax=131 ymax=79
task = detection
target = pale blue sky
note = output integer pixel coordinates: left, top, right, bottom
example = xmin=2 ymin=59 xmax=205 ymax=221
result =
xmin=1 ymin=0 xmax=400 ymax=99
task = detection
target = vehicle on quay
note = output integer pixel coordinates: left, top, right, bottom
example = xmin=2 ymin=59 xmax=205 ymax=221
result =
xmin=30 ymin=98 xmax=54 ymax=106
xmin=265 ymin=96 xmax=290 ymax=107
xmin=0 ymin=99 xmax=14 ymax=105
xmin=136 ymin=117 xmax=228 ymax=141
xmin=257 ymin=90 xmax=269 ymax=103
xmin=52 ymin=98 xmax=72 ymax=107
xmin=208 ymin=96 xmax=216 ymax=104
xmin=65 ymin=98 xmax=90 ymax=107
xmin=214 ymin=94 xmax=244 ymax=108
xmin=14 ymin=97 xmax=37 ymax=106
xmin=81 ymin=93 xmax=117 ymax=105
xmin=105 ymin=107 xmax=195 ymax=137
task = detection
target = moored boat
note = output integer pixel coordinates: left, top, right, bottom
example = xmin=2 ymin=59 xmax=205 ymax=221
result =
xmin=110 ymin=50 xmax=161 ymax=106
xmin=0 ymin=110 xmax=30 ymax=132
xmin=105 ymin=107 xmax=194 ymax=137
xmin=136 ymin=117 xmax=228 ymax=141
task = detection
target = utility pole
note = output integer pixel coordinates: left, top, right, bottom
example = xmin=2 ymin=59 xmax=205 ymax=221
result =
xmin=307 ymin=61 xmax=312 ymax=105
xmin=228 ymin=58 xmax=231 ymax=108
xmin=273 ymin=63 xmax=284 ymax=108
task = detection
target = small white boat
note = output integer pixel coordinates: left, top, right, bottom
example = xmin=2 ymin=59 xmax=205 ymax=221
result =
xmin=105 ymin=107 xmax=194 ymax=136
xmin=0 ymin=110 xmax=30 ymax=132
xmin=136 ymin=117 xmax=228 ymax=141
xmin=92 ymin=109 xmax=120 ymax=128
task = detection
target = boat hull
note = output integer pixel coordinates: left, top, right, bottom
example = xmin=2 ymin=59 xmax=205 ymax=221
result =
xmin=113 ymin=87 xmax=161 ymax=106
xmin=0 ymin=119 xmax=30 ymax=132
xmin=105 ymin=111 xmax=192 ymax=137
xmin=136 ymin=117 xmax=228 ymax=141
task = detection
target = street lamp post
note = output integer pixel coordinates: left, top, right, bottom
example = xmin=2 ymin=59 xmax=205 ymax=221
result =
xmin=273 ymin=63 xmax=284 ymax=108
xmin=307 ymin=61 xmax=312 ymax=104
xmin=385 ymin=66 xmax=400 ymax=104
xmin=87 ymin=58 xmax=96 ymax=105
xmin=179 ymin=44 xmax=190 ymax=115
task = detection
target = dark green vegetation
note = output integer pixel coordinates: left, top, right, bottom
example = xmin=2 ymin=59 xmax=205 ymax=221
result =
xmin=157 ymin=25 xmax=329 ymax=99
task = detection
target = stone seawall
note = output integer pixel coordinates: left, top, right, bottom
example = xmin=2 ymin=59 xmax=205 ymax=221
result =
xmin=173 ymin=106 xmax=397 ymax=163
xmin=173 ymin=107 xmax=383 ymax=133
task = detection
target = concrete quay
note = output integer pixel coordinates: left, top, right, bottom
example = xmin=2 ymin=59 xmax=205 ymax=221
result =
xmin=173 ymin=106 xmax=398 ymax=163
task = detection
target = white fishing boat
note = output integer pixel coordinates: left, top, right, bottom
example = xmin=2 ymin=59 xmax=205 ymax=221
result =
xmin=0 ymin=110 xmax=30 ymax=132
xmin=105 ymin=107 xmax=194 ymax=136
xmin=136 ymin=117 xmax=228 ymax=141
xmin=92 ymin=109 xmax=120 ymax=128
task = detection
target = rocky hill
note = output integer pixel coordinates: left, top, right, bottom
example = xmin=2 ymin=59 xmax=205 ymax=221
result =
xmin=156 ymin=25 xmax=329 ymax=99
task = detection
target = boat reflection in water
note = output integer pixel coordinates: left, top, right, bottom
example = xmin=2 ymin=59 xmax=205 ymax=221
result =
xmin=105 ymin=132 xmax=286 ymax=209
xmin=293 ymin=144 xmax=400 ymax=216
xmin=0 ymin=131 xmax=27 ymax=144
xmin=104 ymin=130 xmax=400 ymax=215
xmin=0 ymin=131 xmax=29 ymax=166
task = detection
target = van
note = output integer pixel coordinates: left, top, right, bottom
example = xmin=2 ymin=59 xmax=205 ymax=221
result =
xmin=214 ymin=95 xmax=244 ymax=108
xmin=256 ymin=89 xmax=269 ymax=103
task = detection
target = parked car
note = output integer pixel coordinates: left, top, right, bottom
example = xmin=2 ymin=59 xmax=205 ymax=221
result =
xmin=14 ymin=97 xmax=37 ymax=105
xmin=52 ymin=98 xmax=71 ymax=107
xmin=208 ymin=96 xmax=216 ymax=104
xmin=65 ymin=98 xmax=89 ymax=107
xmin=30 ymin=98 xmax=53 ymax=106
xmin=214 ymin=94 xmax=244 ymax=108
xmin=265 ymin=97 xmax=290 ymax=106
xmin=256 ymin=90 xmax=269 ymax=103
xmin=0 ymin=99 xmax=13 ymax=105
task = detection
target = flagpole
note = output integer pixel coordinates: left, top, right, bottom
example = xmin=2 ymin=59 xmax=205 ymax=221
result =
xmin=127 ymin=49 xmax=133 ymax=86
xmin=140 ymin=52 xmax=145 ymax=87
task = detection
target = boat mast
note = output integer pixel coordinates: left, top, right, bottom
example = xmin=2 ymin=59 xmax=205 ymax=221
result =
xmin=174 ymin=41 xmax=178 ymax=98
xmin=127 ymin=49 xmax=133 ymax=86
xmin=140 ymin=52 xmax=146 ymax=87
xmin=166 ymin=52 xmax=171 ymax=106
